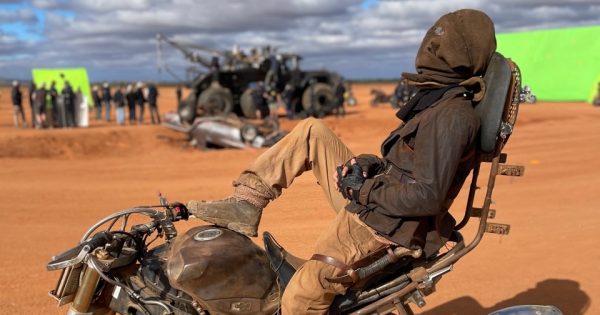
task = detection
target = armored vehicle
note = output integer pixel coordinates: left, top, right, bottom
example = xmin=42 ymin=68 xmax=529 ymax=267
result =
xmin=157 ymin=34 xmax=350 ymax=125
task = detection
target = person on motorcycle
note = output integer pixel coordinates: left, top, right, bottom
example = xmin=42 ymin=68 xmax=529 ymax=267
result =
xmin=188 ymin=9 xmax=496 ymax=314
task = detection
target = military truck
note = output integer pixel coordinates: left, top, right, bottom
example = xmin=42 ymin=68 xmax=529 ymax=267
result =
xmin=157 ymin=34 xmax=350 ymax=125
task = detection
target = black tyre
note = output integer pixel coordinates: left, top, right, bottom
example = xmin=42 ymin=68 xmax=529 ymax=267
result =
xmin=197 ymin=86 xmax=233 ymax=115
xmin=240 ymin=88 xmax=258 ymax=119
xmin=301 ymin=83 xmax=335 ymax=114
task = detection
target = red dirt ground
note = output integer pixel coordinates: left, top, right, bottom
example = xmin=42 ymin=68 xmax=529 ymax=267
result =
xmin=0 ymin=84 xmax=599 ymax=314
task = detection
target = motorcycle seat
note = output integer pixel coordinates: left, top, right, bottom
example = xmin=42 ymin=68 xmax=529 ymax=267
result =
xmin=263 ymin=232 xmax=306 ymax=291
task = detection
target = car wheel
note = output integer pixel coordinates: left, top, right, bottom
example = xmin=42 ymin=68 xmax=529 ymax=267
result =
xmin=301 ymin=83 xmax=335 ymax=115
xmin=240 ymin=88 xmax=258 ymax=119
xmin=197 ymin=86 xmax=233 ymax=116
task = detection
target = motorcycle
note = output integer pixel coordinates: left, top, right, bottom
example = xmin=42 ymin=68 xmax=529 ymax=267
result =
xmin=47 ymin=53 xmax=560 ymax=315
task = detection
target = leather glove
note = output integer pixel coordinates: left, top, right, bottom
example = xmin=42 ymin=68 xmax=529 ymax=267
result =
xmin=337 ymin=164 xmax=366 ymax=201
xmin=347 ymin=154 xmax=385 ymax=178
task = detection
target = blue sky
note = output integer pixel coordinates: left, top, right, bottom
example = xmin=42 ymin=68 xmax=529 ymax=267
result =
xmin=0 ymin=3 xmax=42 ymax=41
xmin=1 ymin=0 xmax=598 ymax=82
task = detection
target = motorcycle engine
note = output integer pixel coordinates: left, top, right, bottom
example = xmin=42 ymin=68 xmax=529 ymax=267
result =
xmin=109 ymin=243 xmax=200 ymax=315
xmin=166 ymin=226 xmax=279 ymax=315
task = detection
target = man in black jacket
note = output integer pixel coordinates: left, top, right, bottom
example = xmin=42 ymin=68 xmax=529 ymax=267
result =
xmin=102 ymin=82 xmax=112 ymax=121
xmin=176 ymin=85 xmax=182 ymax=105
xmin=251 ymin=82 xmax=269 ymax=118
xmin=28 ymin=82 xmax=36 ymax=128
xmin=92 ymin=85 xmax=102 ymax=121
xmin=33 ymin=82 xmax=47 ymax=128
xmin=62 ymin=81 xmax=76 ymax=127
xmin=113 ymin=85 xmax=126 ymax=125
xmin=126 ymin=84 xmax=137 ymax=124
xmin=11 ymin=81 xmax=26 ymax=128
xmin=48 ymin=81 xmax=59 ymax=127
xmin=187 ymin=9 xmax=495 ymax=313
xmin=147 ymin=83 xmax=160 ymax=124
xmin=135 ymin=82 xmax=145 ymax=123
xmin=333 ymin=78 xmax=346 ymax=117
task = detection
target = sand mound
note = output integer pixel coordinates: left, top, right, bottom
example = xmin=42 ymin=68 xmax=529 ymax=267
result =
xmin=0 ymin=127 xmax=162 ymax=159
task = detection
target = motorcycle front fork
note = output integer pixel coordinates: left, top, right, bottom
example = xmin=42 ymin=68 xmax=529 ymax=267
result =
xmin=67 ymin=266 xmax=114 ymax=315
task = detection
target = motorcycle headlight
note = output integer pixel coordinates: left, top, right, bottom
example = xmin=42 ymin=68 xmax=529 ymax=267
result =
xmin=240 ymin=124 xmax=258 ymax=142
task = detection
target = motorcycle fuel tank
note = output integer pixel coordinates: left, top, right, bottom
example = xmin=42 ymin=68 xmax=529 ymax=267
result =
xmin=167 ymin=226 xmax=279 ymax=314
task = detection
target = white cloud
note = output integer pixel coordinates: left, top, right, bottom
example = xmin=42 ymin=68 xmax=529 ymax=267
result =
xmin=0 ymin=0 xmax=598 ymax=80
xmin=0 ymin=8 xmax=38 ymax=23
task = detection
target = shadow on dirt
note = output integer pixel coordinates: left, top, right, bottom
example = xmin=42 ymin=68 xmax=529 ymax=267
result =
xmin=419 ymin=279 xmax=590 ymax=315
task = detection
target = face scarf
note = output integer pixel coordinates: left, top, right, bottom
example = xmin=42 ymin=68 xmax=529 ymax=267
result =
xmin=397 ymin=9 xmax=497 ymax=121
xmin=396 ymin=84 xmax=461 ymax=121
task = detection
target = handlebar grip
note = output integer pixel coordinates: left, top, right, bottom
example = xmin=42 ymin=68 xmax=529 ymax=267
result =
xmin=85 ymin=232 xmax=111 ymax=250
xmin=167 ymin=203 xmax=189 ymax=221
xmin=357 ymin=254 xmax=393 ymax=280
xmin=47 ymin=232 xmax=111 ymax=271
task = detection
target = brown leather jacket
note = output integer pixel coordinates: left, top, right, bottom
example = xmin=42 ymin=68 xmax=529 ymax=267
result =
xmin=346 ymin=87 xmax=480 ymax=257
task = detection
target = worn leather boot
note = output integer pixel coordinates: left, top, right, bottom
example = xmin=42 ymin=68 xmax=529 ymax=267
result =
xmin=188 ymin=197 xmax=264 ymax=237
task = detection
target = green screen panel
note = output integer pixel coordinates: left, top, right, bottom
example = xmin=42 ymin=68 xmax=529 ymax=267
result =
xmin=497 ymin=26 xmax=600 ymax=102
xmin=31 ymin=68 xmax=92 ymax=107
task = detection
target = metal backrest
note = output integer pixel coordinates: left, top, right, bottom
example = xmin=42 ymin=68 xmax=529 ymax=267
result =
xmin=475 ymin=52 xmax=522 ymax=161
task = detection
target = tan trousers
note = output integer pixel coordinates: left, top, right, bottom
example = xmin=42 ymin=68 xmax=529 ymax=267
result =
xmin=237 ymin=118 xmax=386 ymax=314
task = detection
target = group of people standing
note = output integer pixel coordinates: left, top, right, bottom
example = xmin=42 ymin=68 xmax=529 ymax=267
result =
xmin=92 ymin=82 xmax=160 ymax=125
xmin=10 ymin=80 xmax=162 ymax=129
xmin=11 ymin=80 xmax=85 ymax=129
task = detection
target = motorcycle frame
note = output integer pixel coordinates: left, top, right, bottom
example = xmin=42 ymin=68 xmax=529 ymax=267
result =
xmin=50 ymin=154 xmax=522 ymax=315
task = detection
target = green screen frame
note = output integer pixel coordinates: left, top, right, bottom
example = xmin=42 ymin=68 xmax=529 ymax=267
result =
xmin=31 ymin=68 xmax=93 ymax=107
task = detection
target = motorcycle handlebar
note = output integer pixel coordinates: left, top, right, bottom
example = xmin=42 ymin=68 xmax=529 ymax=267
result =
xmin=47 ymin=232 xmax=112 ymax=271
xmin=86 ymin=232 xmax=111 ymax=250
xmin=49 ymin=198 xmax=188 ymax=272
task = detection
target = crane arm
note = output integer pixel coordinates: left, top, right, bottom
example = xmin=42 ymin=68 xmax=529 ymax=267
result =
xmin=156 ymin=33 xmax=214 ymax=68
